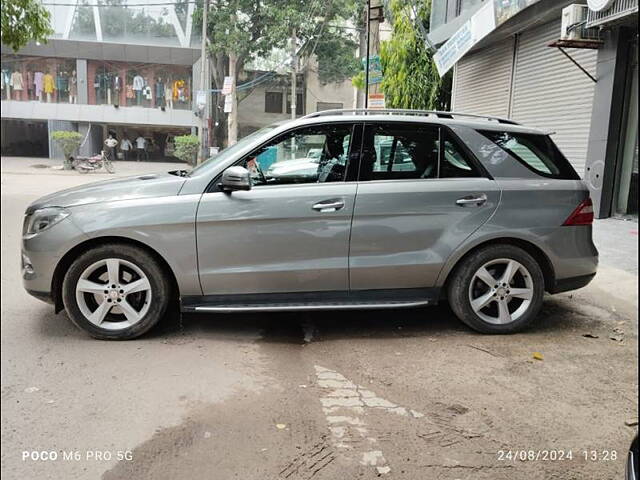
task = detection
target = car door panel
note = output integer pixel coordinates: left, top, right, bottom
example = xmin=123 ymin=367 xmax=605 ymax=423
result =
xmin=349 ymin=178 xmax=499 ymax=290
xmin=196 ymin=181 xmax=358 ymax=295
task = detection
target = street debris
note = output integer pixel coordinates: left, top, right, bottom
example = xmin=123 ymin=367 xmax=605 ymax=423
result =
xmin=609 ymin=327 xmax=625 ymax=342
xmin=24 ymin=387 xmax=39 ymax=393
xmin=204 ymin=431 xmax=211 ymax=438
xmin=582 ymin=333 xmax=599 ymax=339
xmin=624 ymin=419 xmax=638 ymax=427
xmin=276 ymin=423 xmax=287 ymax=430
xmin=466 ymin=344 xmax=503 ymax=357
xmin=532 ymin=352 xmax=544 ymax=361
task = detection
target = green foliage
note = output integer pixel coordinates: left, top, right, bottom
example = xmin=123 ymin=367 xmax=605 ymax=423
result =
xmin=379 ymin=0 xmax=451 ymax=110
xmin=51 ymin=131 xmax=82 ymax=169
xmin=71 ymin=0 xmax=177 ymax=39
xmin=173 ymin=135 xmax=200 ymax=165
xmin=1 ymin=0 xmax=53 ymax=51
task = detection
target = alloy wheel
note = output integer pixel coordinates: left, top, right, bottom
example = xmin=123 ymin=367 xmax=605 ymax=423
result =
xmin=468 ymin=258 xmax=534 ymax=325
xmin=75 ymin=258 xmax=152 ymax=330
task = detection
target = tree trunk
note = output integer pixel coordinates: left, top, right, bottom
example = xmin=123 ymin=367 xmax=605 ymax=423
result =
xmin=227 ymin=52 xmax=239 ymax=146
xmin=211 ymin=52 xmax=229 ymax=149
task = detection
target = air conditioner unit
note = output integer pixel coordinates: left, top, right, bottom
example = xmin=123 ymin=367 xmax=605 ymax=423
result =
xmin=561 ymin=4 xmax=590 ymax=40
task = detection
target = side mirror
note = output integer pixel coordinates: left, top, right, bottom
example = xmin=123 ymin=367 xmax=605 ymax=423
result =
xmin=219 ymin=166 xmax=252 ymax=192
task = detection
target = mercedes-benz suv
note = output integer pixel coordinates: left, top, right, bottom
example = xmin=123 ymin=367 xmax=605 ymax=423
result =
xmin=21 ymin=109 xmax=598 ymax=339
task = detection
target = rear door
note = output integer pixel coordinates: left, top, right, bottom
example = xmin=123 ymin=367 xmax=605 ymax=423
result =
xmin=349 ymin=122 xmax=501 ymax=291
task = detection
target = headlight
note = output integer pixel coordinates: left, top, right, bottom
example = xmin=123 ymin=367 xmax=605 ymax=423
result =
xmin=24 ymin=207 xmax=70 ymax=236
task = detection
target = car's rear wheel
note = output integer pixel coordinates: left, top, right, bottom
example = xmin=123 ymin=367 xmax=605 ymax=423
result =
xmin=447 ymin=244 xmax=544 ymax=334
xmin=62 ymin=244 xmax=170 ymax=340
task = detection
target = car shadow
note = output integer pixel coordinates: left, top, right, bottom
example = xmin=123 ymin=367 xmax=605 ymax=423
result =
xmin=37 ymin=294 xmax=602 ymax=344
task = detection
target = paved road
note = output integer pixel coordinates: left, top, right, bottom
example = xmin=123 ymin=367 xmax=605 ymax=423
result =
xmin=1 ymin=160 xmax=638 ymax=480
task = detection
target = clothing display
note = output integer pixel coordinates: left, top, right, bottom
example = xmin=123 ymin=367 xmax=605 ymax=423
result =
xmin=10 ymin=71 xmax=24 ymax=90
xmin=33 ymin=71 xmax=44 ymax=99
xmin=142 ymin=85 xmax=152 ymax=101
xmin=43 ymin=73 xmax=55 ymax=98
xmin=68 ymin=73 xmax=77 ymax=103
xmin=155 ymin=79 xmax=165 ymax=108
xmin=26 ymin=71 xmax=34 ymax=99
xmin=165 ymin=81 xmax=173 ymax=108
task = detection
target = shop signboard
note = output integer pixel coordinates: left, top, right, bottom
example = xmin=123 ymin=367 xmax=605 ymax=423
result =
xmin=221 ymin=76 xmax=233 ymax=95
xmin=224 ymin=94 xmax=233 ymax=113
xmin=368 ymin=93 xmax=386 ymax=110
xmin=362 ymin=55 xmax=383 ymax=85
xmin=434 ymin=0 xmax=542 ymax=77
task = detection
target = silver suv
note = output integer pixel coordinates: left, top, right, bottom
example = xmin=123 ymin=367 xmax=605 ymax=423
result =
xmin=21 ymin=109 xmax=598 ymax=340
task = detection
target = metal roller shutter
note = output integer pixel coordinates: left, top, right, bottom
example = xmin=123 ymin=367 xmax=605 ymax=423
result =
xmin=511 ymin=19 xmax=597 ymax=177
xmin=452 ymin=38 xmax=515 ymax=118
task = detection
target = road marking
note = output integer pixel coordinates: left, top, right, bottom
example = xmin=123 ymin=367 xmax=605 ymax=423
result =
xmin=314 ymin=365 xmax=424 ymax=475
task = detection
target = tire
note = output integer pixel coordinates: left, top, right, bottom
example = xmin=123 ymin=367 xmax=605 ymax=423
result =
xmin=62 ymin=244 xmax=170 ymax=340
xmin=447 ymin=244 xmax=545 ymax=334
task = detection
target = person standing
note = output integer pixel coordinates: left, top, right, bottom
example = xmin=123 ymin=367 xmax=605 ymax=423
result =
xmin=135 ymin=135 xmax=147 ymax=161
xmin=120 ymin=136 xmax=133 ymax=161
xmin=104 ymin=133 xmax=118 ymax=161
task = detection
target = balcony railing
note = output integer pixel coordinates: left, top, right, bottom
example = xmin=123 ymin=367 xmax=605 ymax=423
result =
xmin=586 ymin=0 xmax=638 ymax=27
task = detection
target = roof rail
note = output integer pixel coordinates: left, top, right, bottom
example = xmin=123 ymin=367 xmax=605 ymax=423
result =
xmin=300 ymin=108 xmax=520 ymax=125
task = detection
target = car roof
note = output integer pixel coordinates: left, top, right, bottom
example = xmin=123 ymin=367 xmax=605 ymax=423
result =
xmin=285 ymin=111 xmax=548 ymax=136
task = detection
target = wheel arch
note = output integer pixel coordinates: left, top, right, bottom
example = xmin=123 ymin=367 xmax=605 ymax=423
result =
xmin=51 ymin=236 xmax=180 ymax=313
xmin=439 ymin=237 xmax=556 ymax=297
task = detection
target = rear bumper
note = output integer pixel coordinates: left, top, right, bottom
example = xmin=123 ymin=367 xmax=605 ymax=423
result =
xmin=548 ymin=273 xmax=596 ymax=294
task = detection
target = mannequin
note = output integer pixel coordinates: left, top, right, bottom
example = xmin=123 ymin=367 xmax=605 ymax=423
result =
xmin=2 ymin=69 xmax=11 ymax=100
xmin=43 ymin=71 xmax=55 ymax=103
xmin=56 ymin=71 xmax=68 ymax=103
xmin=11 ymin=69 xmax=24 ymax=100
xmin=69 ymin=70 xmax=77 ymax=104
xmin=164 ymin=77 xmax=173 ymax=109
xmin=34 ymin=71 xmax=44 ymax=101
xmin=155 ymin=77 xmax=165 ymax=108
xmin=132 ymin=72 xmax=144 ymax=106
xmin=113 ymin=74 xmax=121 ymax=107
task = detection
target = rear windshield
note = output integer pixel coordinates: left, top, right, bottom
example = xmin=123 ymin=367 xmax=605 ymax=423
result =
xmin=478 ymin=130 xmax=580 ymax=180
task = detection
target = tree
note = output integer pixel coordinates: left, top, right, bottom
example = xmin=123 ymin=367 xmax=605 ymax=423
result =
xmin=194 ymin=0 xmax=360 ymax=147
xmin=51 ymin=131 xmax=82 ymax=170
xmin=1 ymin=0 xmax=53 ymax=51
xmin=173 ymin=134 xmax=200 ymax=165
xmin=379 ymin=0 xmax=451 ymax=110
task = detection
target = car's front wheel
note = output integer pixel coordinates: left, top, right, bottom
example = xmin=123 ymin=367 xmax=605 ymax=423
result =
xmin=447 ymin=244 xmax=545 ymax=334
xmin=62 ymin=244 xmax=170 ymax=340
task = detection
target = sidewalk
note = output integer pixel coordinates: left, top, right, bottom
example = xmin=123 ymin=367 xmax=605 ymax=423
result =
xmin=0 ymin=156 xmax=187 ymax=177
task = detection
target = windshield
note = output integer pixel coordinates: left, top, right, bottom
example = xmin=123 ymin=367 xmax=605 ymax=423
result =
xmin=188 ymin=125 xmax=277 ymax=176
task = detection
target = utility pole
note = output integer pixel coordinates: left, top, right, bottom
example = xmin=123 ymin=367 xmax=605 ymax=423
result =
xmin=197 ymin=0 xmax=209 ymax=163
xmin=364 ymin=0 xmax=382 ymax=109
xmin=290 ymin=27 xmax=297 ymax=120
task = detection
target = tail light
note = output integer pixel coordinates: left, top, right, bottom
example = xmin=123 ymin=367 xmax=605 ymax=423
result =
xmin=563 ymin=197 xmax=594 ymax=226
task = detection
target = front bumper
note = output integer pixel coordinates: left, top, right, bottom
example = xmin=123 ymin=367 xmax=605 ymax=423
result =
xmin=21 ymin=215 xmax=89 ymax=303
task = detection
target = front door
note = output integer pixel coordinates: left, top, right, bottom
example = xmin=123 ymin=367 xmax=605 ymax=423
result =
xmin=196 ymin=123 xmax=360 ymax=296
xmin=349 ymin=122 xmax=500 ymax=291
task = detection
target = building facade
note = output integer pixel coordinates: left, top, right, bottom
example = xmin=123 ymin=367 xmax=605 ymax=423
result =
xmin=429 ymin=0 xmax=638 ymax=218
xmin=1 ymin=1 xmax=201 ymax=160
xmin=1 ymin=1 xmax=355 ymax=162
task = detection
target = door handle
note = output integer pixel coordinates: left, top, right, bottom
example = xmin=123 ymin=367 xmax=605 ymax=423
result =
xmin=456 ymin=194 xmax=487 ymax=207
xmin=312 ymin=199 xmax=345 ymax=212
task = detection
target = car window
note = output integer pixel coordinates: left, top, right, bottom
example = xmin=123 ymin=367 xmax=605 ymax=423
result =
xmin=359 ymin=124 xmax=481 ymax=181
xmin=241 ymin=124 xmax=353 ymax=186
xmin=440 ymin=134 xmax=481 ymax=178
xmin=360 ymin=124 xmax=439 ymax=181
xmin=479 ymin=130 xmax=580 ymax=179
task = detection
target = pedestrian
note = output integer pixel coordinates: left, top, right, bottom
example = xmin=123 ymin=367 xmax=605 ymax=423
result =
xmin=120 ymin=136 xmax=133 ymax=161
xmin=135 ymin=134 xmax=147 ymax=161
xmin=104 ymin=133 xmax=118 ymax=161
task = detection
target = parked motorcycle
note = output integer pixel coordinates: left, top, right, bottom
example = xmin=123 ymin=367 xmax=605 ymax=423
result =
xmin=71 ymin=150 xmax=115 ymax=174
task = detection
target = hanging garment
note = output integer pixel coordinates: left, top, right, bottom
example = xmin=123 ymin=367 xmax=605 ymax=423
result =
xmin=132 ymin=75 xmax=145 ymax=91
xmin=43 ymin=73 xmax=55 ymax=94
xmin=69 ymin=76 xmax=77 ymax=96
xmin=56 ymin=74 xmax=68 ymax=92
xmin=26 ymin=71 xmax=33 ymax=92
xmin=125 ymin=85 xmax=135 ymax=99
xmin=10 ymin=71 xmax=24 ymax=90
xmin=172 ymin=80 xmax=185 ymax=100
xmin=164 ymin=83 xmax=173 ymax=101
xmin=113 ymin=75 xmax=121 ymax=91
xmin=142 ymin=85 xmax=152 ymax=101
xmin=33 ymin=71 xmax=44 ymax=97
xmin=154 ymin=81 xmax=165 ymax=107
xmin=1 ymin=70 xmax=10 ymax=89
